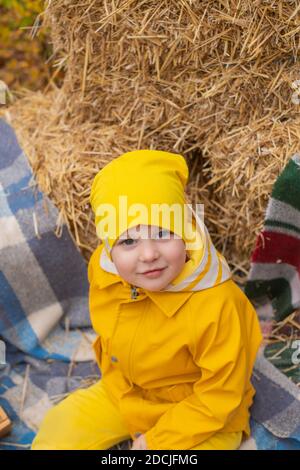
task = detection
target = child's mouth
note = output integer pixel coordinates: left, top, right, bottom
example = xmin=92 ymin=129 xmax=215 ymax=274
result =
xmin=140 ymin=267 xmax=166 ymax=278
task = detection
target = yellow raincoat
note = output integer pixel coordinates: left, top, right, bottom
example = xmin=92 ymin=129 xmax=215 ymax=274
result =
xmin=88 ymin=244 xmax=262 ymax=450
xmin=32 ymin=150 xmax=263 ymax=450
xmin=87 ymin=150 xmax=263 ymax=449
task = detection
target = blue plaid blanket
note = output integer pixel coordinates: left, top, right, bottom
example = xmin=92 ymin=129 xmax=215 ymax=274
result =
xmin=0 ymin=119 xmax=299 ymax=450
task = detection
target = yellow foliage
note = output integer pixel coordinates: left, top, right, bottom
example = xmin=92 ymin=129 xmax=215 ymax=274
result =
xmin=0 ymin=1 xmax=52 ymax=92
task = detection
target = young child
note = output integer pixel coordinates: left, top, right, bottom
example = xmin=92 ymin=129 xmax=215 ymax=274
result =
xmin=32 ymin=149 xmax=263 ymax=450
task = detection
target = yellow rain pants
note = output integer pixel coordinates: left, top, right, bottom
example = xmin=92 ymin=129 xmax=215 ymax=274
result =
xmin=31 ymin=380 xmax=243 ymax=451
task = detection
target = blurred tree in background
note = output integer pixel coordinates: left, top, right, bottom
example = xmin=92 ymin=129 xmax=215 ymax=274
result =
xmin=0 ymin=0 xmax=56 ymax=92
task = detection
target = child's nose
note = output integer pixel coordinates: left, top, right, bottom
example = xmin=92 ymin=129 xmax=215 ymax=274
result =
xmin=138 ymin=239 xmax=159 ymax=261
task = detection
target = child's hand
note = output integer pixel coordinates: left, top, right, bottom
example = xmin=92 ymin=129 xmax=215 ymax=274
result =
xmin=131 ymin=434 xmax=148 ymax=450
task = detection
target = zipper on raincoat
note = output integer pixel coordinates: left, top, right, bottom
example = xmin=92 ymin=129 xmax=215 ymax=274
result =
xmin=130 ymin=285 xmax=139 ymax=299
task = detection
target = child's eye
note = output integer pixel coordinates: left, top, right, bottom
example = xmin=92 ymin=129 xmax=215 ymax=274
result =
xmin=157 ymin=229 xmax=170 ymax=239
xmin=120 ymin=238 xmax=137 ymax=246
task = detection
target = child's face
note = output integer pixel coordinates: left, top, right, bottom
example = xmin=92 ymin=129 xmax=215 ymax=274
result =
xmin=110 ymin=224 xmax=187 ymax=291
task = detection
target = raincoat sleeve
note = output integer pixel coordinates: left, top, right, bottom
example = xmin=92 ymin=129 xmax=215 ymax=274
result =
xmin=144 ymin=296 xmax=263 ymax=450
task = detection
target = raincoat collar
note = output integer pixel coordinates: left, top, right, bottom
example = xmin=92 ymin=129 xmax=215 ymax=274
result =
xmin=146 ymin=290 xmax=194 ymax=318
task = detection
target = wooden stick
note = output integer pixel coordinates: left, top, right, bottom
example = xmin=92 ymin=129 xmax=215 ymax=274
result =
xmin=0 ymin=406 xmax=12 ymax=439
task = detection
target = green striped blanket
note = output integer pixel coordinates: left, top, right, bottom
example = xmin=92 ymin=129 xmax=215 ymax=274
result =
xmin=245 ymin=153 xmax=300 ymax=323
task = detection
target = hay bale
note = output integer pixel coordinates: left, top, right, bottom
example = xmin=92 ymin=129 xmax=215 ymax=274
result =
xmin=4 ymin=0 xmax=300 ymax=282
